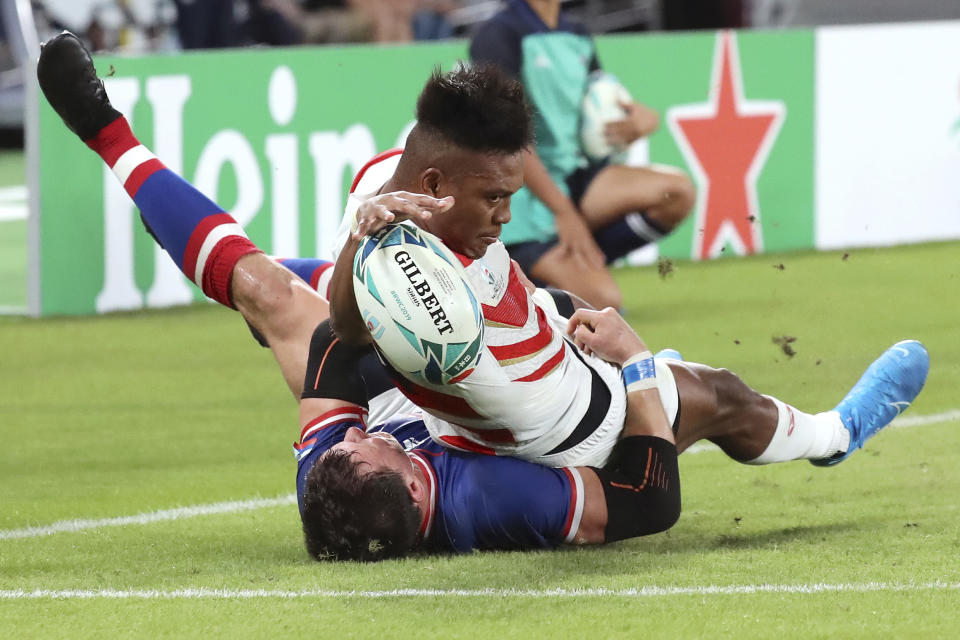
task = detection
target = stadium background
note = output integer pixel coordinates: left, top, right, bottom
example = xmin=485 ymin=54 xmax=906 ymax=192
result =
xmin=2 ymin=1 xmax=959 ymax=637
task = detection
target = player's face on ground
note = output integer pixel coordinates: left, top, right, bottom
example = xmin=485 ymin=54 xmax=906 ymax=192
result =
xmin=423 ymin=150 xmax=524 ymax=259
xmin=326 ymin=427 xmax=414 ymax=477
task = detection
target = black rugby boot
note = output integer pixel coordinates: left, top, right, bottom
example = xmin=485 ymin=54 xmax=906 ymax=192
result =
xmin=37 ymin=31 xmax=122 ymax=141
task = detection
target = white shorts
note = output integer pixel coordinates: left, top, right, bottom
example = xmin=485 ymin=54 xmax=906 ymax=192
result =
xmin=367 ymin=356 xmax=681 ymax=469
xmin=533 ymin=358 xmax=680 ymax=467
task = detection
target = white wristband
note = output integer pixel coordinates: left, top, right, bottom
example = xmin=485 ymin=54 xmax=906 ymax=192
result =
xmin=346 ymin=194 xmax=365 ymax=234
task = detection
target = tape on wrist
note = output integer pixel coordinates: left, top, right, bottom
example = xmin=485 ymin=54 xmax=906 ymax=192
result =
xmin=349 ymin=207 xmax=361 ymax=234
xmin=347 ymin=195 xmax=364 ymax=234
xmin=622 ymin=351 xmax=656 ymax=392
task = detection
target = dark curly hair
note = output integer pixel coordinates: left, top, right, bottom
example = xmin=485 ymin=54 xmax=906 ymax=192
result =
xmin=300 ymin=450 xmax=422 ymax=562
xmin=414 ymin=63 xmax=533 ymax=153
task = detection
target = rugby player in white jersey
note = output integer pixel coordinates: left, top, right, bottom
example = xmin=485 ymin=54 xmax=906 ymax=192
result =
xmin=329 ymin=65 xmax=633 ymax=467
xmin=328 ymin=65 xmax=929 ymax=476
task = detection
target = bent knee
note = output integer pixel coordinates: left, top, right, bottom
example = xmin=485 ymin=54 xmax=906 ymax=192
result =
xmin=659 ymin=174 xmax=696 ymax=227
xmin=530 ymin=259 xmax=622 ymax=310
xmin=672 ymin=174 xmax=697 ymax=212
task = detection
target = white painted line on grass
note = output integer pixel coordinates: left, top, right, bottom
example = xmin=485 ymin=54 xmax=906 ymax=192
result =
xmin=1 ymin=410 xmax=956 ymax=542
xmin=0 ymin=305 xmax=27 ymax=315
xmin=684 ymin=442 xmax=719 ymax=455
xmin=683 ymin=408 xmax=960 ymax=456
xmin=0 ymin=185 xmax=27 ymax=201
xmin=0 ymin=204 xmax=26 ymax=221
xmin=1 ymin=582 xmax=959 ymax=600
xmin=0 ymin=185 xmax=27 ymax=220
xmin=0 ymin=495 xmax=296 ymax=541
xmin=891 ymin=409 xmax=960 ymax=429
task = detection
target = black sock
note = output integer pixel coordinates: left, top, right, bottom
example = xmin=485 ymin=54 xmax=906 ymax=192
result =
xmin=593 ymin=212 xmax=669 ymax=263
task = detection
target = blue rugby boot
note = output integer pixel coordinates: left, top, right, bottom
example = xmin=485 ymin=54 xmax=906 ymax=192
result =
xmin=811 ymin=340 xmax=929 ymax=467
xmin=654 ymin=349 xmax=683 ymax=361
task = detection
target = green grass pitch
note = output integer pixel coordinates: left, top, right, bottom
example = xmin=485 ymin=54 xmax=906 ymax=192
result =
xmin=2 ymin=241 xmax=959 ymax=638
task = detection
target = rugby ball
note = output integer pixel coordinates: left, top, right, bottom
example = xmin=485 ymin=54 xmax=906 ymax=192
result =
xmin=580 ymin=71 xmax=633 ymax=163
xmin=353 ymin=223 xmax=484 ymax=386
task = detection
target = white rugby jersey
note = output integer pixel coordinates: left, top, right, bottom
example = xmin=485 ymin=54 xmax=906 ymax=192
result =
xmin=333 ymin=150 xmax=626 ymax=465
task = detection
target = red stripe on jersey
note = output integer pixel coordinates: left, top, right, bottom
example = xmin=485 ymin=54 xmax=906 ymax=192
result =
xmin=481 ymin=267 xmax=530 ymax=327
xmin=453 ymin=422 xmax=517 ymax=444
xmin=181 ymin=212 xmax=235 ymax=285
xmin=309 ymin=262 xmax=334 ymax=291
xmin=487 ymin=306 xmax=553 ymax=362
xmin=560 ymin=467 xmax=578 ymax=539
xmin=300 ymin=407 xmax=367 ymax=441
xmin=393 ymin=376 xmax=482 ymax=420
xmin=455 ymin=252 xmax=473 ymax=268
xmin=409 ymin=452 xmax=438 ymax=539
xmin=85 ymin=116 xmax=138 ymax=166
xmin=515 ymin=343 xmax=566 ymax=382
xmin=123 ymin=157 xmax=164 ymax=198
xmin=293 ymin=436 xmax=317 ymax=451
xmin=439 ymin=435 xmax=497 ymax=455
xmin=349 ymin=148 xmax=403 ymax=194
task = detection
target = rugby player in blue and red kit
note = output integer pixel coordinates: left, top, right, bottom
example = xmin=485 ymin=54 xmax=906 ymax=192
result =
xmin=37 ymin=32 xmax=929 ymax=562
xmin=294 ymin=308 xmax=680 ymax=558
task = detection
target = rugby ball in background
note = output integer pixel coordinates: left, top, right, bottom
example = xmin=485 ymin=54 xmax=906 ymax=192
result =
xmin=353 ymin=223 xmax=484 ymax=386
xmin=580 ymin=71 xmax=633 ymax=163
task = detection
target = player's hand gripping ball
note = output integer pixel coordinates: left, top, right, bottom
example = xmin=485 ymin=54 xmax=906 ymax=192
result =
xmin=580 ymin=70 xmax=633 ymax=163
xmin=353 ymin=223 xmax=484 ymax=386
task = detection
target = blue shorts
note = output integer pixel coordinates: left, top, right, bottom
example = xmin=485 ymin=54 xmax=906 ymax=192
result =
xmin=565 ymin=160 xmax=608 ymax=208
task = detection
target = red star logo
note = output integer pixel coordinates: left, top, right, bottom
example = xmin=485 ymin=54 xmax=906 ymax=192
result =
xmin=668 ymin=32 xmax=785 ymax=259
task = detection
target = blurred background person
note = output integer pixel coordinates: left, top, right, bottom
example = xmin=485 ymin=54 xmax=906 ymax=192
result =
xmin=172 ymin=0 xmax=301 ymax=49
xmin=470 ymin=0 xmax=695 ymax=310
xmin=413 ymin=0 xmax=457 ymax=40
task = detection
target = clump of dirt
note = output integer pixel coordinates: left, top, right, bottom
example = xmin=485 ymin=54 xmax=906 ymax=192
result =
xmin=657 ymin=257 xmax=674 ymax=280
xmin=772 ymin=335 xmax=797 ymax=358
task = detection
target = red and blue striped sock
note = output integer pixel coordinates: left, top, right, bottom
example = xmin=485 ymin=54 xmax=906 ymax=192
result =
xmin=85 ymin=116 xmax=261 ymax=308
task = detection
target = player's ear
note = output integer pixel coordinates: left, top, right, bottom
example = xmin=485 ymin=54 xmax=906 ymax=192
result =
xmin=420 ymin=168 xmax=443 ymax=198
xmin=407 ymin=476 xmax=426 ymax=504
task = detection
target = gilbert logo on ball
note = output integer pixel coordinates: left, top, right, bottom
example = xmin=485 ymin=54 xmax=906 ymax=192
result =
xmin=580 ymin=70 xmax=633 ymax=162
xmin=353 ymin=223 xmax=484 ymax=386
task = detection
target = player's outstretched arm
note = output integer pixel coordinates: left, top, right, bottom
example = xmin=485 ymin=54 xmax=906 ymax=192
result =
xmin=567 ymin=308 xmax=681 ymax=544
xmin=327 ymin=192 xmax=453 ymax=344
